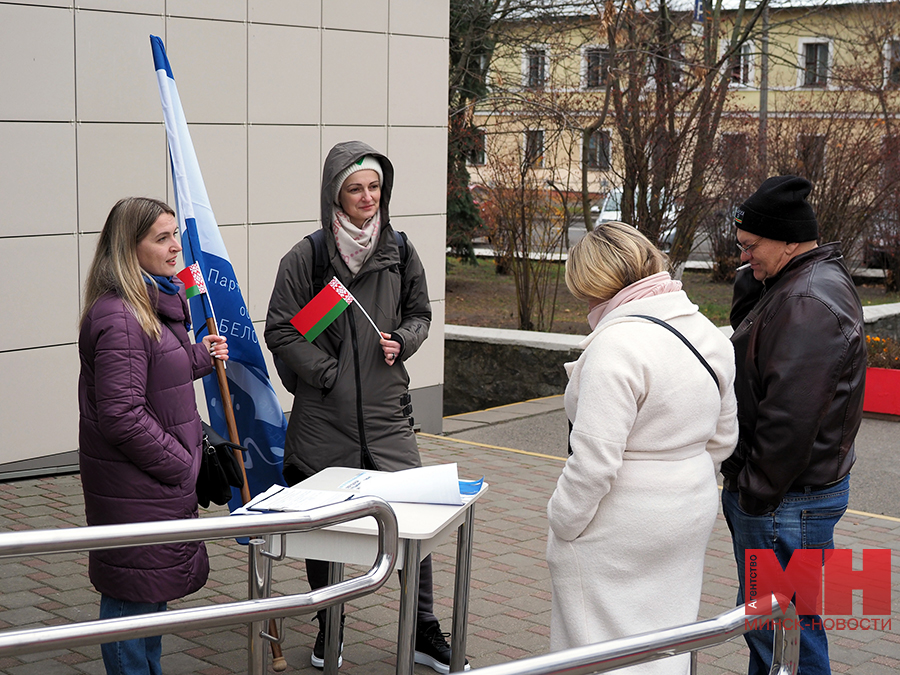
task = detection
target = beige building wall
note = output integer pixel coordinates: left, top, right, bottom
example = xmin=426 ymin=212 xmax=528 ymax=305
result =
xmin=0 ymin=0 xmax=449 ymax=476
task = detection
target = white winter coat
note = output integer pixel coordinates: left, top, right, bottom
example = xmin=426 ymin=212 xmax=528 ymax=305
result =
xmin=546 ymin=291 xmax=738 ymax=675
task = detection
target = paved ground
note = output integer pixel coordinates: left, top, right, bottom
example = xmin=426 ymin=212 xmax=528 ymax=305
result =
xmin=1 ymin=397 xmax=898 ymax=674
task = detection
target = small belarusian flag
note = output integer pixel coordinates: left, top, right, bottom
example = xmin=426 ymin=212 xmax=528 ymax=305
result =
xmin=176 ymin=262 xmax=207 ymax=299
xmin=291 ymin=277 xmax=355 ymax=342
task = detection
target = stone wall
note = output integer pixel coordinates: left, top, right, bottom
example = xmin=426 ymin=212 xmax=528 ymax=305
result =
xmin=863 ymin=303 xmax=900 ymax=341
xmin=443 ymin=326 xmax=583 ymax=415
xmin=444 ymin=302 xmax=900 ymax=415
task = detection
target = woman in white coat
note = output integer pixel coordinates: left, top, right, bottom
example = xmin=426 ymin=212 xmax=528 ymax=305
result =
xmin=547 ymin=222 xmax=738 ymax=674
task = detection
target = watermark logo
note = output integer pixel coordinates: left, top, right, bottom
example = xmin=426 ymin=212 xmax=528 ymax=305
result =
xmin=745 ymin=549 xmax=892 ymax=618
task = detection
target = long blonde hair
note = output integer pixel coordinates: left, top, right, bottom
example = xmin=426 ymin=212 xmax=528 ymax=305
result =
xmin=81 ymin=197 xmax=176 ymax=340
xmin=566 ymin=221 xmax=669 ymax=302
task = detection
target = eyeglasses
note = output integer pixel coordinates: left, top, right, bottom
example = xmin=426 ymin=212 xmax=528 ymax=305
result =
xmin=736 ymin=237 xmax=762 ymax=255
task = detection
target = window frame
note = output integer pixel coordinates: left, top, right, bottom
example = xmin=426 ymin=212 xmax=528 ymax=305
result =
xmin=522 ymin=45 xmax=549 ymax=90
xmin=524 ymin=129 xmax=545 ymax=169
xmin=797 ymin=133 xmax=827 ymax=181
xmin=582 ymin=46 xmax=610 ymax=90
xmin=797 ymin=38 xmax=831 ymax=88
xmin=720 ymin=133 xmax=749 ymax=180
xmin=725 ymin=41 xmax=754 ymax=88
xmin=884 ymin=38 xmax=900 ymax=88
xmin=467 ymin=128 xmax=486 ymax=167
xmin=584 ymin=128 xmax=612 ymax=171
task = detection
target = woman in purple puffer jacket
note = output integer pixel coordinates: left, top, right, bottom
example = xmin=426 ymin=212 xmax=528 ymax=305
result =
xmin=78 ymin=197 xmax=228 ymax=675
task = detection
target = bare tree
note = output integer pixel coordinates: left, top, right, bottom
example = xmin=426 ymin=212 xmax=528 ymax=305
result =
xmin=476 ymin=125 xmax=573 ymax=331
xmin=448 ymin=1 xmax=595 ymax=260
xmin=471 ymin=0 xmax=900 ymax=305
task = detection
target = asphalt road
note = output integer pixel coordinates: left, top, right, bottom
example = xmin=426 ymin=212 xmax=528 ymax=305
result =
xmin=446 ymin=405 xmax=900 ymax=519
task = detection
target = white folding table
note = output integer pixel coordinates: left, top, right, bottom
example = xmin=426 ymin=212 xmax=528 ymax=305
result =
xmin=257 ymin=467 xmax=488 ymax=675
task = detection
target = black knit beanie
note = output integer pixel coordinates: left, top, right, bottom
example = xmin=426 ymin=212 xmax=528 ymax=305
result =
xmin=733 ymin=175 xmax=818 ymax=242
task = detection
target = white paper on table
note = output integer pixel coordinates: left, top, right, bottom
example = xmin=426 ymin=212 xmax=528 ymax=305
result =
xmin=339 ymin=463 xmax=463 ymax=506
xmin=234 ymin=484 xmax=352 ymax=513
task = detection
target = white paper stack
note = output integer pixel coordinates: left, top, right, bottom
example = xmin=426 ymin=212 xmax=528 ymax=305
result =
xmin=339 ymin=464 xmax=466 ymax=505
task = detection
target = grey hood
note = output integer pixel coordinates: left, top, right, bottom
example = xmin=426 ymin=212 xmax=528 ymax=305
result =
xmin=320 ymin=140 xmax=395 ymax=229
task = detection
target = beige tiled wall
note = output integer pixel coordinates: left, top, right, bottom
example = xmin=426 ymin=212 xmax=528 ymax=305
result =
xmin=0 ymin=1 xmax=449 ymax=469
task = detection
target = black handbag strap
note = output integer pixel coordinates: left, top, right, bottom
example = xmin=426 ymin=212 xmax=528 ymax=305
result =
xmin=628 ymin=314 xmax=719 ymax=388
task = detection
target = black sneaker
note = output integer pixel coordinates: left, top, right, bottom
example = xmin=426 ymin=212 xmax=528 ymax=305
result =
xmin=414 ymin=620 xmax=470 ymax=674
xmin=311 ymin=615 xmax=344 ymax=669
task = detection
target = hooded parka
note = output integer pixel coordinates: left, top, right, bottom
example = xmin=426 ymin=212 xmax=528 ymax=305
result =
xmin=78 ymin=286 xmax=212 ymax=603
xmin=265 ymin=141 xmax=431 ymax=478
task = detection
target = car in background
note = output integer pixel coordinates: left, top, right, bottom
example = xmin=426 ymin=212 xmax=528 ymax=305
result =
xmin=591 ymin=188 xmax=677 ymax=251
xmin=592 ymin=188 xmax=625 ymax=225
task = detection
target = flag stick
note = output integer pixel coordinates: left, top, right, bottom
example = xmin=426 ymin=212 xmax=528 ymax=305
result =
xmin=203 ymin=315 xmax=251 ymax=505
xmin=352 ymin=297 xmax=383 ymax=339
xmin=203 ymin=312 xmax=286 ymax=670
xmin=157 ymin=35 xmax=285 ymax=672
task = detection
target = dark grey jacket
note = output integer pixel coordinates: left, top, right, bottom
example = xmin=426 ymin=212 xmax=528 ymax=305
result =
xmin=265 ymin=141 xmax=431 ymax=477
xmin=723 ymin=243 xmax=865 ymax=514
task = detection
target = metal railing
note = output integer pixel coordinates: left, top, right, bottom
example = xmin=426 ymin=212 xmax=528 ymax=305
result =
xmin=0 ymin=496 xmax=398 ymax=670
xmin=464 ymin=593 xmax=799 ymax=675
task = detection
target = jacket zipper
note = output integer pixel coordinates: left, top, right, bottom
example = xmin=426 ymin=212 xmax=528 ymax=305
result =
xmin=348 ymin=310 xmax=376 ymax=470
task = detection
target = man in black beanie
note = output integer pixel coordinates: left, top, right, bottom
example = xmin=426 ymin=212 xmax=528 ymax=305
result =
xmin=722 ymin=175 xmax=866 ymax=675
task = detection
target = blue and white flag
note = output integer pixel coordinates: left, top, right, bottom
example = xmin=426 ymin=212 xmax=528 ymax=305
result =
xmin=151 ymin=35 xmax=287 ymax=508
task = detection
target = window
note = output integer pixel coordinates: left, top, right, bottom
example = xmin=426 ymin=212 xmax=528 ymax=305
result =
xmin=802 ymin=41 xmax=829 ymax=87
xmin=730 ymin=43 xmax=753 ymax=86
xmin=585 ymin=48 xmax=610 ymax=89
xmin=797 ymin=134 xmax=826 ymax=181
xmin=721 ymin=133 xmax=748 ymax=180
xmin=468 ymin=128 xmax=486 ymax=166
xmin=524 ymin=130 xmax=544 ymax=168
xmin=525 ymin=48 xmax=547 ymax=89
xmin=670 ymin=44 xmax=684 ymax=85
xmin=477 ymin=53 xmax=490 ymax=83
xmin=643 ymin=43 xmax=683 ymax=89
xmin=882 ymin=135 xmax=900 ymax=228
xmin=585 ymin=129 xmax=611 ymax=170
xmin=887 ymin=40 xmax=900 ymax=88
xmin=884 ymin=134 xmax=900 ymax=177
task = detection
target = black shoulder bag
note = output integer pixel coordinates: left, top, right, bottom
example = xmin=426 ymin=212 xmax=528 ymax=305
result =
xmin=197 ymin=422 xmax=246 ymax=508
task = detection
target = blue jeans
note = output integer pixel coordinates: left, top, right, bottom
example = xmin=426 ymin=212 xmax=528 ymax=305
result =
xmin=722 ymin=475 xmax=849 ymax=675
xmin=99 ymin=594 xmax=167 ymax=675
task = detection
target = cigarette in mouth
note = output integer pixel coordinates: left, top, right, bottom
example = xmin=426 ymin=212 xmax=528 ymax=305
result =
xmin=736 ymin=263 xmax=751 ymax=271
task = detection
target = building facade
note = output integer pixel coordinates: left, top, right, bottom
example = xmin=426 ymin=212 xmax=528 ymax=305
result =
xmin=468 ymin=1 xmax=900 ymax=262
xmin=0 ymin=0 xmax=450 ymax=476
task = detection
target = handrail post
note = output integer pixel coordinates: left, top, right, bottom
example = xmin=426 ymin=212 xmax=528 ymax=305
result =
xmin=248 ymin=537 xmax=272 ymax=675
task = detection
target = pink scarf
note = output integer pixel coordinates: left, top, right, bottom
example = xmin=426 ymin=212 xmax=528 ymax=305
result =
xmin=332 ymin=209 xmax=381 ymax=275
xmin=587 ymin=271 xmax=682 ymax=330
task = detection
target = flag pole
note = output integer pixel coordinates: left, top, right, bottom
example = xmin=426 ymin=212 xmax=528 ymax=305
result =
xmin=154 ymin=35 xmax=285 ymax=671
xmin=352 ymin=296 xmax=383 ymax=339
xmin=203 ymin=315 xmax=251 ymax=504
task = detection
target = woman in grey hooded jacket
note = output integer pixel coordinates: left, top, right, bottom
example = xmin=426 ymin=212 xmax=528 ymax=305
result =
xmin=266 ymin=141 xmax=463 ymax=673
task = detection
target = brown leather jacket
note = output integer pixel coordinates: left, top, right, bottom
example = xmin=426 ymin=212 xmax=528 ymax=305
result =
xmin=722 ymin=243 xmax=865 ymax=515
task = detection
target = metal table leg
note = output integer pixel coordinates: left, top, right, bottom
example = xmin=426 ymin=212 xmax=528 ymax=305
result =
xmin=324 ymin=561 xmax=344 ymax=675
xmin=450 ymin=505 xmax=475 ymax=672
xmin=397 ymin=539 xmax=422 ymax=675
